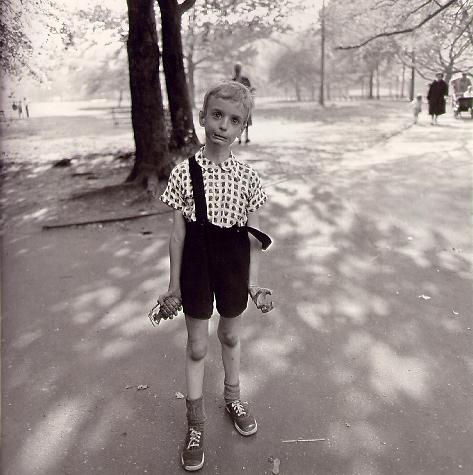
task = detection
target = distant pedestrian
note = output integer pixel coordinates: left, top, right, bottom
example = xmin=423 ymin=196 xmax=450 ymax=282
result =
xmin=17 ymin=100 xmax=23 ymax=119
xmin=410 ymin=94 xmax=423 ymax=124
xmin=155 ymin=80 xmax=274 ymax=472
xmin=427 ymin=73 xmax=448 ymax=125
xmin=452 ymin=72 xmax=472 ymax=97
xmin=232 ymin=63 xmax=255 ymax=144
xmin=23 ymin=97 xmax=30 ymax=118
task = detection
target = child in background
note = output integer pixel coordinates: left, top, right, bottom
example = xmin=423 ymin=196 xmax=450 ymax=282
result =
xmin=410 ymin=94 xmax=423 ymax=124
xmin=157 ymin=80 xmax=274 ymax=472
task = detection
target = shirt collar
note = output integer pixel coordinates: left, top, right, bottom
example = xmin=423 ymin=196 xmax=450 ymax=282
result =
xmin=196 ymin=147 xmax=236 ymax=173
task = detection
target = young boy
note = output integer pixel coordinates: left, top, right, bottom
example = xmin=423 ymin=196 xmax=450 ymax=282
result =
xmin=410 ymin=94 xmax=423 ymax=124
xmin=157 ymin=81 xmax=274 ymax=472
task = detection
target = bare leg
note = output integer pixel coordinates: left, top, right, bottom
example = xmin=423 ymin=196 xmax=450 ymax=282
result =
xmin=185 ymin=316 xmax=209 ymax=400
xmin=217 ymin=315 xmax=242 ymax=386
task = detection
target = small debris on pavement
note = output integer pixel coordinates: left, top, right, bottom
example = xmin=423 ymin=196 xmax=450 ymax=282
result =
xmin=53 ymin=158 xmax=72 ymax=168
xmin=271 ymin=458 xmax=281 ymax=474
xmin=418 ymin=294 xmax=431 ymax=300
xmin=175 ymin=391 xmax=185 ymax=399
xmin=137 ymin=385 xmax=149 ymax=390
xmin=345 ymin=423 xmax=351 ymax=428
xmin=407 ymin=236 xmax=413 ymax=241
xmin=282 ymin=438 xmax=326 ymax=443
xmin=452 ymin=310 xmax=459 ymax=315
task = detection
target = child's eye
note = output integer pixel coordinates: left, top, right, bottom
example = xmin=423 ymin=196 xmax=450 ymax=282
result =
xmin=232 ymin=118 xmax=240 ymax=124
xmin=212 ymin=111 xmax=222 ymax=119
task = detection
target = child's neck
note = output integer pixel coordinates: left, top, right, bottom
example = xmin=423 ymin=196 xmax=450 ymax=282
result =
xmin=203 ymin=143 xmax=231 ymax=164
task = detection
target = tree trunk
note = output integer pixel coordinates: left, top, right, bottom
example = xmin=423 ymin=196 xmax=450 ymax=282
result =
xmin=319 ymin=0 xmax=325 ymax=106
xmin=368 ymin=71 xmax=374 ymax=99
xmin=187 ymin=55 xmax=196 ymax=108
xmin=400 ymin=63 xmax=406 ymax=98
xmin=295 ymin=82 xmax=301 ymax=101
xmin=409 ymin=50 xmax=415 ymax=101
xmin=376 ymin=63 xmax=380 ymax=99
xmin=126 ymin=0 xmax=172 ymax=188
xmin=158 ymin=0 xmax=200 ymax=152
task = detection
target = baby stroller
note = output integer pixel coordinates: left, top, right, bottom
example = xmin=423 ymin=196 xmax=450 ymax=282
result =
xmin=450 ymin=74 xmax=473 ymax=118
xmin=452 ymin=95 xmax=473 ymax=118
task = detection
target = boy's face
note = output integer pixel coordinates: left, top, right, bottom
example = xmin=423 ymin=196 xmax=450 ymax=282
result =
xmin=199 ymin=96 xmax=247 ymax=147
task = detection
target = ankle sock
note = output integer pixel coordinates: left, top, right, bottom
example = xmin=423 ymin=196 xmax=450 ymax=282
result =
xmin=224 ymin=380 xmax=241 ymax=404
xmin=186 ymin=396 xmax=206 ymax=431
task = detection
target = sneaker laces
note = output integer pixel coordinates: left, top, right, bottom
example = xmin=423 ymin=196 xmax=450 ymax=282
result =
xmin=187 ymin=428 xmax=202 ymax=449
xmin=231 ymin=400 xmax=247 ymax=417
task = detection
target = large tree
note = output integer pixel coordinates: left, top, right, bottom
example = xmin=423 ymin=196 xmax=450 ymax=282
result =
xmin=126 ymin=0 xmax=172 ymax=189
xmin=157 ymin=0 xmax=200 ymax=152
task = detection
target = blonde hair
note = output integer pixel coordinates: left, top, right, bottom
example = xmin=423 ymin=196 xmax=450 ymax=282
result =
xmin=202 ymin=80 xmax=254 ymax=122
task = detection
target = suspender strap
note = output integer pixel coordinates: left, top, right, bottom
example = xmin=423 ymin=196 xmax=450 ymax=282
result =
xmin=188 ymin=155 xmax=208 ymax=224
xmin=246 ymin=226 xmax=272 ymax=251
xmin=188 ymin=155 xmax=272 ymax=250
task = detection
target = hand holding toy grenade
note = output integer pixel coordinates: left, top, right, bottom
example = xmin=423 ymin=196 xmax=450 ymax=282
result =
xmin=249 ymin=285 xmax=274 ymax=313
xmin=148 ymin=295 xmax=182 ymax=326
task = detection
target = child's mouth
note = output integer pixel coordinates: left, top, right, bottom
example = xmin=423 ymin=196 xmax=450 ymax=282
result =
xmin=213 ymin=133 xmax=227 ymax=142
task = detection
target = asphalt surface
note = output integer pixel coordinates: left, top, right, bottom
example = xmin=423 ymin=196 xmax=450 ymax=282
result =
xmin=2 ymin=110 xmax=473 ymax=475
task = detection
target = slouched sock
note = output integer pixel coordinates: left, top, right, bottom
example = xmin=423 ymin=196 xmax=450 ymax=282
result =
xmin=224 ymin=380 xmax=241 ymax=404
xmin=186 ymin=396 xmax=206 ymax=431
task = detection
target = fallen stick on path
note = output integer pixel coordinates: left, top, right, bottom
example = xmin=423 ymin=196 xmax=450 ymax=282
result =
xmin=42 ymin=210 xmax=172 ymax=230
xmin=282 ymin=438 xmax=326 ymax=443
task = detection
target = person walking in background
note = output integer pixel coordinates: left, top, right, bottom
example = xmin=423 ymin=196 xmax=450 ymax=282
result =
xmin=157 ymin=81 xmax=274 ymax=472
xmin=17 ymin=100 xmax=23 ymax=119
xmin=410 ymin=94 xmax=423 ymax=124
xmin=232 ymin=63 xmax=255 ymax=144
xmin=453 ymin=72 xmax=472 ymax=96
xmin=23 ymin=97 xmax=30 ymax=118
xmin=427 ymin=73 xmax=448 ymax=125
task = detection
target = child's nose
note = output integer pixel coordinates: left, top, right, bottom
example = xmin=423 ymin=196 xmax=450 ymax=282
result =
xmin=220 ymin=117 xmax=229 ymax=130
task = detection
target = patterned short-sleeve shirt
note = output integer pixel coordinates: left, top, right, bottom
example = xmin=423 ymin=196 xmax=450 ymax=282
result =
xmin=160 ymin=148 xmax=267 ymax=227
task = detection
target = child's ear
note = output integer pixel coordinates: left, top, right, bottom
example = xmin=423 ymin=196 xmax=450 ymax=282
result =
xmin=199 ymin=110 xmax=205 ymax=126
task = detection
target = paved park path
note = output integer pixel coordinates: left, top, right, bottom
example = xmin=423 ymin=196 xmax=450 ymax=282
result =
xmin=2 ymin=104 xmax=472 ymax=475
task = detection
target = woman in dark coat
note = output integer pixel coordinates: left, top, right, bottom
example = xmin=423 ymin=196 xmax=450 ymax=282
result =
xmin=427 ymin=73 xmax=449 ymax=125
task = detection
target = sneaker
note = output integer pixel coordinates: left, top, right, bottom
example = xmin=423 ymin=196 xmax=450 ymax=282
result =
xmin=181 ymin=426 xmax=204 ymax=472
xmin=225 ymin=400 xmax=257 ymax=436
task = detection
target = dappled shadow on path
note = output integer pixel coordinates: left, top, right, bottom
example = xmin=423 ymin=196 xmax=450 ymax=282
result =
xmin=2 ymin=107 xmax=473 ymax=475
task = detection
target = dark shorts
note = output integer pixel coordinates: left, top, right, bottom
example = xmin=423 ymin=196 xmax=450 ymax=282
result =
xmin=180 ymin=221 xmax=250 ymax=319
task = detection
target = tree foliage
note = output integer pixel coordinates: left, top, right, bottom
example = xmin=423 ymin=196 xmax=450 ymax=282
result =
xmin=0 ymin=0 xmax=72 ymax=81
xmin=330 ymin=0 xmax=466 ymax=50
xmin=182 ymin=0 xmax=298 ymax=102
xmin=268 ymin=38 xmax=320 ymax=101
xmin=68 ymin=6 xmax=129 ymax=99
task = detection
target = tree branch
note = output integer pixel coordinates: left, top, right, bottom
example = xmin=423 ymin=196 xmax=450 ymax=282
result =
xmin=336 ymin=0 xmax=459 ymax=50
xmin=178 ymin=0 xmax=196 ymax=16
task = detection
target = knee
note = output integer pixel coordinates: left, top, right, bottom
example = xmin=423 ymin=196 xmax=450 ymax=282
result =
xmin=187 ymin=339 xmax=208 ymax=362
xmin=218 ymin=329 xmax=239 ymax=348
